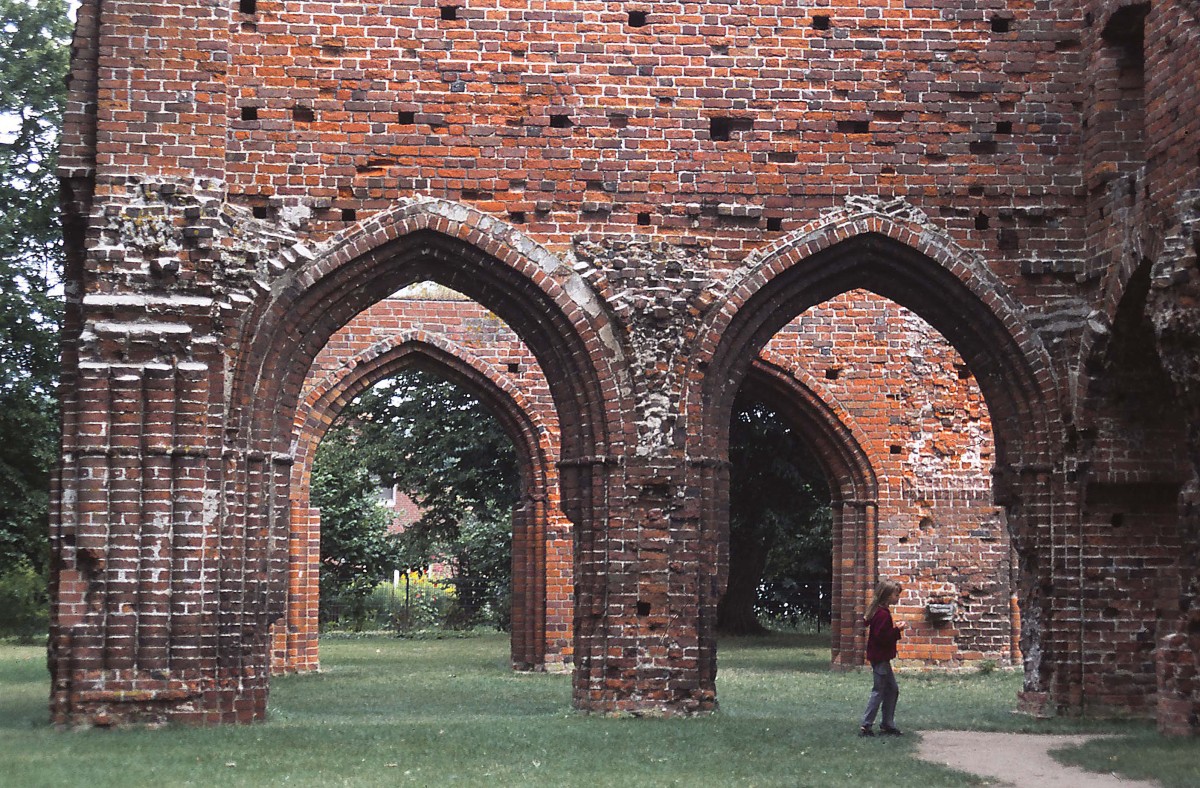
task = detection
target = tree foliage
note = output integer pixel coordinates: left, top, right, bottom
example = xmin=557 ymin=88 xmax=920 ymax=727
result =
xmin=310 ymin=424 xmax=402 ymax=623
xmin=0 ymin=0 xmax=70 ymax=574
xmin=719 ymin=393 xmax=833 ymax=634
xmin=344 ymin=368 xmax=519 ymax=626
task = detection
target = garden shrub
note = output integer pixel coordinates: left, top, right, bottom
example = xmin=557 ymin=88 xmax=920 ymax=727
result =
xmin=385 ymin=573 xmax=457 ymax=631
xmin=322 ymin=574 xmax=456 ymax=633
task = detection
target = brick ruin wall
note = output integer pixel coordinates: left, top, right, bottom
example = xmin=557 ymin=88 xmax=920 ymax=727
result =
xmin=279 ymin=288 xmax=1009 ymax=673
xmin=765 ymin=293 xmax=1011 ymax=665
xmin=50 ymin=0 xmax=1200 ymax=731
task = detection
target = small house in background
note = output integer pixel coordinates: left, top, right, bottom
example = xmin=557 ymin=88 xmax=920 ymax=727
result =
xmin=379 ymin=484 xmax=451 ymax=580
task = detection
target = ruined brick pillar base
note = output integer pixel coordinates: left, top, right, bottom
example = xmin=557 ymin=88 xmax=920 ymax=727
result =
xmin=1156 ymin=632 xmax=1199 ymax=735
xmin=569 ymin=456 xmax=721 ymax=717
xmin=50 ymin=631 xmax=270 ymax=727
xmin=1015 ymin=691 xmax=1057 ymax=719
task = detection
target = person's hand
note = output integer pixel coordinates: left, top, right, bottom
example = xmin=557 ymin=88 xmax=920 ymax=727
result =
xmin=896 ymin=620 xmax=907 ymax=631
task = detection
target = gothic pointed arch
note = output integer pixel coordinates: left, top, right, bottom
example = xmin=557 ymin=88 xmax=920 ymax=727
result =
xmin=695 ymin=213 xmax=1059 ymax=472
xmin=214 ymin=200 xmax=624 ymax=720
xmin=231 ymin=199 xmax=624 ymax=471
xmin=688 ymin=210 xmax=1061 ymax=698
xmin=742 ymin=358 xmax=878 ymax=664
xmin=280 ymin=332 xmax=560 ymax=674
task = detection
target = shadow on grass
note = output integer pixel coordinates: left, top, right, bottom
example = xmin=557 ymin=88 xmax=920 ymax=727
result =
xmin=719 ymin=632 xmax=837 ymax=675
xmin=1053 ymin=729 xmax=1200 ymax=788
xmin=720 ymin=631 xmax=830 ymax=650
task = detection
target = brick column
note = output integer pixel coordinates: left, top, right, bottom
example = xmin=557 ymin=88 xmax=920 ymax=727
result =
xmin=50 ymin=0 xmax=238 ymax=725
xmin=831 ymin=499 xmax=877 ymax=668
xmin=1008 ymin=462 xmax=1083 ymax=717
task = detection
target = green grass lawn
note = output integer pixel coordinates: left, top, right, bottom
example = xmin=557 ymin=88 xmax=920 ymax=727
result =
xmin=1 ymin=632 xmax=1196 ymax=786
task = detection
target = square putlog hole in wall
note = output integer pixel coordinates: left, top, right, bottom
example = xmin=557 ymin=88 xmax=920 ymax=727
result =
xmin=292 ymin=106 xmax=315 ymax=123
xmin=637 ymin=212 xmax=651 ymax=226
xmin=709 ymin=116 xmax=753 ymax=141
xmin=549 ymin=114 xmax=573 ymax=129
xmin=812 ymin=15 xmax=832 ymax=30
xmin=252 ymin=205 xmax=269 ymax=219
xmin=397 ymin=111 xmax=416 ymax=125
xmin=991 ymin=16 xmax=1011 ymax=33
xmin=766 ymin=217 xmax=783 ymax=231
xmin=628 ymin=10 xmax=648 ymax=28
xmin=241 ymin=106 xmax=258 ymax=121
xmin=238 ymin=0 xmax=256 ymax=13
xmin=837 ymin=119 xmax=871 ymax=134
xmin=440 ymin=5 xmax=459 ymax=21
xmin=341 ymin=209 xmax=357 ymax=222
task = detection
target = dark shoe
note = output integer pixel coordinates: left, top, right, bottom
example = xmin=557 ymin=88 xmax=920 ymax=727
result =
xmin=858 ymin=725 xmax=875 ymax=737
xmin=880 ymin=726 xmax=903 ymax=736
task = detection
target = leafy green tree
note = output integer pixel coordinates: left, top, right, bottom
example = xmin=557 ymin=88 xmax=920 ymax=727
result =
xmin=0 ymin=0 xmax=70 ymax=575
xmin=311 ymin=424 xmax=402 ymax=626
xmin=719 ymin=393 xmax=832 ymax=634
xmin=346 ymin=368 xmax=519 ymax=627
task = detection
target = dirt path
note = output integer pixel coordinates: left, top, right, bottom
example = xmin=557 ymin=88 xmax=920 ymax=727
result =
xmin=915 ymin=730 xmax=1160 ymax=787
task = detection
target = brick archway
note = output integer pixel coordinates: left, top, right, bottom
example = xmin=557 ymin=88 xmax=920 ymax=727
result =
xmin=51 ymin=0 xmax=1200 ymax=732
xmin=221 ymin=203 xmax=628 ymax=722
xmin=744 ymin=359 xmax=878 ymax=666
xmin=690 ymin=222 xmax=1060 ymax=707
xmin=50 ymin=200 xmax=628 ymax=725
xmin=229 ymin=200 xmax=624 ymax=471
xmin=278 ymin=286 xmax=1013 ymax=677
xmin=279 ymin=332 xmax=563 ymax=674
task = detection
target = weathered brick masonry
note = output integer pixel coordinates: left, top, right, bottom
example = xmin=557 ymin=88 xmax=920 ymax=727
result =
xmin=51 ymin=0 xmax=1198 ymax=732
xmin=276 ymin=287 xmax=1008 ymax=675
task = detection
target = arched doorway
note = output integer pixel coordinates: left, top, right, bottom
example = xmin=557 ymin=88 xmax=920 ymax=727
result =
xmin=690 ymin=224 xmax=1059 ymax=709
xmin=50 ymin=201 xmax=629 ymax=724
xmin=281 ymin=329 xmax=562 ymax=673
xmin=224 ymin=205 xmax=629 ymax=722
xmin=741 ymin=360 xmax=877 ymax=665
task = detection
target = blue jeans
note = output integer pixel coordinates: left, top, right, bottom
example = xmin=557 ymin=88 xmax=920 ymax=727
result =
xmin=861 ymin=660 xmax=899 ymax=729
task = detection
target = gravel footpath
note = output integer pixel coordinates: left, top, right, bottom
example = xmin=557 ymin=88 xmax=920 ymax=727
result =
xmin=914 ymin=730 xmax=1160 ymax=787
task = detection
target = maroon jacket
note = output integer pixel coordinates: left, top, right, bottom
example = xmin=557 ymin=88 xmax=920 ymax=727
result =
xmin=865 ymin=606 xmax=903 ymax=663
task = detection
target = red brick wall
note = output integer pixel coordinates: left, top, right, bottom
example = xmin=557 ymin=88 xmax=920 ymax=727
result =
xmin=213 ymin=0 xmax=1081 ymax=271
xmin=48 ymin=0 xmax=1199 ymax=730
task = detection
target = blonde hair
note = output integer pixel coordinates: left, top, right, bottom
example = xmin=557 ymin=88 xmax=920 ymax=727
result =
xmin=865 ymin=580 xmax=902 ymax=623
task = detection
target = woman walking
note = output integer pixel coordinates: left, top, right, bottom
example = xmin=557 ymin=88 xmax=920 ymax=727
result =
xmin=859 ymin=579 xmax=906 ymax=737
